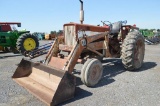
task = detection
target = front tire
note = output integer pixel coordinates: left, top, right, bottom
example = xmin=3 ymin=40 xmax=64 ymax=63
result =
xmin=81 ymin=59 xmax=93 ymax=85
xmin=16 ymin=33 xmax=39 ymax=54
xmin=81 ymin=58 xmax=103 ymax=87
xmin=121 ymin=31 xmax=145 ymax=71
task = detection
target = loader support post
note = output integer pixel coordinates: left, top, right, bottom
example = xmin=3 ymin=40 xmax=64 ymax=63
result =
xmin=65 ymin=40 xmax=85 ymax=73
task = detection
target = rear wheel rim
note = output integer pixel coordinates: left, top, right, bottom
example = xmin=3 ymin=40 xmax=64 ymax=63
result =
xmin=23 ymin=38 xmax=36 ymax=50
xmin=134 ymin=39 xmax=144 ymax=68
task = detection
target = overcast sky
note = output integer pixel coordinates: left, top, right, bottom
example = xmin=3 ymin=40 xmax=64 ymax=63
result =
xmin=1 ymin=0 xmax=160 ymax=33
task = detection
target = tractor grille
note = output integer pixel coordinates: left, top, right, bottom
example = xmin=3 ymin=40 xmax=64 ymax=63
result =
xmin=0 ymin=36 xmax=6 ymax=43
xmin=64 ymin=26 xmax=76 ymax=46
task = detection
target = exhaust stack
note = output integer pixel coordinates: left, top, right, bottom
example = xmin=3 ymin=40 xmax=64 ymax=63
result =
xmin=79 ymin=0 xmax=84 ymax=24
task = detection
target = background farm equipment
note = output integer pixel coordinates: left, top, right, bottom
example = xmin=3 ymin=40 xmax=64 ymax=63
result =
xmin=45 ymin=30 xmax=63 ymax=40
xmin=32 ymin=32 xmax=45 ymax=40
xmin=12 ymin=0 xmax=145 ymax=106
xmin=0 ymin=22 xmax=39 ymax=54
xmin=45 ymin=33 xmax=58 ymax=40
xmin=140 ymin=29 xmax=160 ymax=44
xmin=24 ymin=35 xmax=64 ymax=59
xmin=24 ymin=41 xmax=53 ymax=59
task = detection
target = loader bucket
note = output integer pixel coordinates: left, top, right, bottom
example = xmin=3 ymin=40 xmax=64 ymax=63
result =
xmin=12 ymin=58 xmax=75 ymax=106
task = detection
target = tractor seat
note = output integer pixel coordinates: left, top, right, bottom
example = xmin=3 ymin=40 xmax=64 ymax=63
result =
xmin=110 ymin=22 xmax=122 ymax=34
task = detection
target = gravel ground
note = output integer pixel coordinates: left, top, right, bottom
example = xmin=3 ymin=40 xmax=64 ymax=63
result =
xmin=0 ymin=40 xmax=160 ymax=106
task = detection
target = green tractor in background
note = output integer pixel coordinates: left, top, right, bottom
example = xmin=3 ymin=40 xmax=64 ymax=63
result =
xmin=139 ymin=29 xmax=154 ymax=37
xmin=139 ymin=29 xmax=160 ymax=44
xmin=0 ymin=22 xmax=39 ymax=54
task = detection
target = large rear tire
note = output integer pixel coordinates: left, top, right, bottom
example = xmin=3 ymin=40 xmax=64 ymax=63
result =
xmin=16 ymin=33 xmax=39 ymax=54
xmin=121 ymin=31 xmax=145 ymax=71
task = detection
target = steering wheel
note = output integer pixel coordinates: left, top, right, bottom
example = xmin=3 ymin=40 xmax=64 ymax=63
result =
xmin=101 ymin=21 xmax=112 ymax=26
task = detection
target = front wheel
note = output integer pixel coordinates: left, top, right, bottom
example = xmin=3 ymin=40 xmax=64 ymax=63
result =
xmin=81 ymin=58 xmax=103 ymax=87
xmin=121 ymin=31 xmax=145 ymax=71
xmin=16 ymin=33 xmax=39 ymax=54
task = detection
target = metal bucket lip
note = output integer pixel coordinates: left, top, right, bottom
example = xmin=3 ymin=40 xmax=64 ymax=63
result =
xmin=13 ymin=58 xmax=66 ymax=78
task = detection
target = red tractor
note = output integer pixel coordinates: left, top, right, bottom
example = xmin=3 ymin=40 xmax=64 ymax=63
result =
xmin=12 ymin=0 xmax=145 ymax=105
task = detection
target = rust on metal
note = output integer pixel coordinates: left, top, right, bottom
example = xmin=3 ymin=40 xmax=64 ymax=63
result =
xmin=86 ymin=32 xmax=108 ymax=43
xmin=64 ymin=42 xmax=85 ymax=73
xmin=64 ymin=23 xmax=110 ymax=32
xmin=123 ymin=25 xmax=139 ymax=30
xmin=64 ymin=25 xmax=76 ymax=46
xmin=12 ymin=58 xmax=75 ymax=106
xmin=64 ymin=23 xmax=109 ymax=41
xmin=87 ymin=41 xmax=104 ymax=50
xmin=45 ymin=38 xmax=58 ymax=64
xmin=121 ymin=26 xmax=129 ymax=42
xmin=49 ymin=57 xmax=67 ymax=70
xmin=0 ymin=22 xmax=21 ymax=25
xmin=87 ymin=47 xmax=103 ymax=57
xmin=59 ymin=44 xmax=73 ymax=52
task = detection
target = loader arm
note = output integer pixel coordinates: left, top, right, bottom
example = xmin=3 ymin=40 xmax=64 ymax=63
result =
xmin=65 ymin=32 xmax=109 ymax=73
xmin=64 ymin=39 xmax=85 ymax=73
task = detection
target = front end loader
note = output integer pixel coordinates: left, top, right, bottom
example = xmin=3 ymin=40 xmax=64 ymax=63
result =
xmin=12 ymin=22 xmax=110 ymax=105
xmin=12 ymin=0 xmax=145 ymax=106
